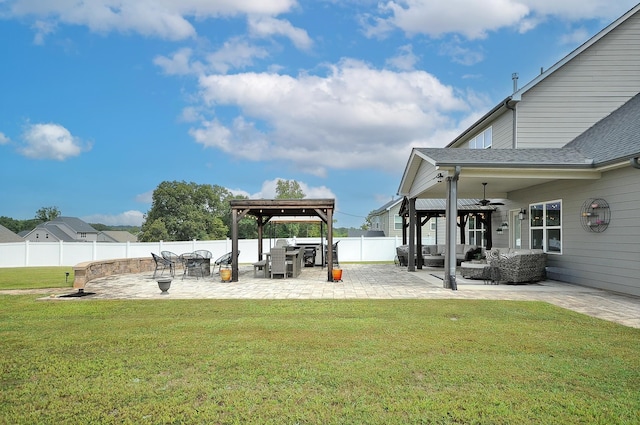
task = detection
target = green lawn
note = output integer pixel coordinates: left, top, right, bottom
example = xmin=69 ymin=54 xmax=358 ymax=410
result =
xmin=1 ymin=297 xmax=638 ymax=424
xmin=0 ymin=267 xmax=74 ymax=290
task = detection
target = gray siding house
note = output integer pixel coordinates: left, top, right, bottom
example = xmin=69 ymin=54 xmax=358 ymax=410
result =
xmin=369 ymin=198 xmax=404 ymax=238
xmin=23 ymin=217 xmax=99 ymax=242
xmin=398 ymin=4 xmax=640 ymax=296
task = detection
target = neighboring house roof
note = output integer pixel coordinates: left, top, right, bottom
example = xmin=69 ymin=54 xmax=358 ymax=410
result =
xmin=0 ymin=224 xmax=23 ymax=242
xmin=370 ymin=198 xmax=402 ymax=215
xmin=98 ymin=231 xmax=138 ymax=242
xmin=347 ymin=230 xmax=386 ymax=237
xmin=36 ymin=223 xmax=69 ymax=241
xmin=49 ymin=216 xmax=98 ymax=234
xmin=23 ymin=216 xmax=99 ymax=242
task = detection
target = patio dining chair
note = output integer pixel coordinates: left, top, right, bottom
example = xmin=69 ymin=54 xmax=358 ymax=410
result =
xmin=161 ymin=251 xmax=181 ymax=273
xmin=152 ymin=252 xmax=174 ymax=278
xmin=194 ymin=250 xmax=212 ymax=258
xmin=269 ymin=247 xmax=289 ymax=279
xmin=213 ymin=251 xmax=240 ymax=274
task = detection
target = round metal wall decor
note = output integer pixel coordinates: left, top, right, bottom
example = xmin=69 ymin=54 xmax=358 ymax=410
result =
xmin=580 ymin=198 xmax=610 ymax=232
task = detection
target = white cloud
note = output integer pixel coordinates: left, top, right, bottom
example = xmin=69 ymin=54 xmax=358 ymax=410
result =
xmin=245 ymin=178 xmax=336 ymax=200
xmin=82 ymin=210 xmax=145 ymax=226
xmin=189 ymin=59 xmax=473 ymax=176
xmin=135 ymin=190 xmax=154 ymax=203
xmin=439 ymin=38 xmax=485 ymax=66
xmin=19 ymin=123 xmax=91 ymax=160
xmin=247 ymin=15 xmax=313 ymax=50
xmin=375 ymin=0 xmax=530 ymax=39
xmin=154 ymin=47 xmax=202 ymax=75
xmin=154 ymin=39 xmax=270 ymax=76
xmin=366 ymin=0 xmax=638 ymax=40
xmin=559 ymin=27 xmax=590 ymax=45
xmin=386 ymin=44 xmax=419 ymax=70
xmin=0 ymin=132 xmax=10 ymax=145
xmin=206 ymin=37 xmax=270 ymax=74
xmin=7 ymin=0 xmax=298 ymax=42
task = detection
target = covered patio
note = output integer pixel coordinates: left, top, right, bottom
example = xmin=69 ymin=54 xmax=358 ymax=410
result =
xmin=229 ymin=199 xmax=337 ymax=282
xmin=397 ymin=148 xmax=602 ymax=290
xmin=397 ymin=197 xmax=497 ymax=269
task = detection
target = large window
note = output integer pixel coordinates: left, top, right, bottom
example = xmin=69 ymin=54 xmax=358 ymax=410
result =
xmin=469 ymin=127 xmax=492 ymax=149
xmin=530 ymin=200 xmax=562 ymax=254
xmin=468 ymin=215 xmax=486 ymax=247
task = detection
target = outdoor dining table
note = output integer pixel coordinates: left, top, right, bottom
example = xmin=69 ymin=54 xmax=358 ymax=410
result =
xmin=180 ymin=252 xmax=211 ymax=278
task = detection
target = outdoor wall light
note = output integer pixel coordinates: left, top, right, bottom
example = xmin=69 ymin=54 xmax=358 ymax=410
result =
xmin=496 ymin=227 xmax=503 ymax=234
xmin=501 ymin=222 xmax=509 ymax=229
xmin=518 ymin=208 xmax=527 ymax=220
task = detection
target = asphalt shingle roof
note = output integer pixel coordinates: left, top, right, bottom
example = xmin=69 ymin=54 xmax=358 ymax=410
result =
xmin=0 ymin=224 xmax=23 ymax=242
xmin=565 ymin=92 xmax=640 ymax=166
xmin=415 ymin=147 xmax=591 ymax=167
xmin=417 ymin=91 xmax=640 ymax=169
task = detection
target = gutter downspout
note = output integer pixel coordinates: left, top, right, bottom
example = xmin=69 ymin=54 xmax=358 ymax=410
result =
xmin=444 ymin=166 xmax=461 ymax=290
xmin=631 ymin=157 xmax=640 ymax=169
xmin=505 ymin=99 xmax=516 ymax=149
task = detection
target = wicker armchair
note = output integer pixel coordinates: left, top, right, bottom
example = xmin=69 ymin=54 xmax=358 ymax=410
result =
xmin=487 ymin=248 xmax=547 ymax=284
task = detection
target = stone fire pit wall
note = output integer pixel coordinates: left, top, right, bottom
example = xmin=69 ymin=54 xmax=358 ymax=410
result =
xmin=73 ymin=257 xmax=154 ymax=289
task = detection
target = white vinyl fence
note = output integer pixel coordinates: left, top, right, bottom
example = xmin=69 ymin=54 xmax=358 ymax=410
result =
xmin=0 ymin=236 xmax=408 ymax=268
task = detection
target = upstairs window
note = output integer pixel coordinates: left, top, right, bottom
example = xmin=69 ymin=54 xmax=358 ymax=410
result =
xmin=469 ymin=127 xmax=492 ymax=149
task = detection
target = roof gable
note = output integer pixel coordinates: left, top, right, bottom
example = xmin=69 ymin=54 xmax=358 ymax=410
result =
xmin=446 ymin=4 xmax=640 ymax=148
xmin=512 ymin=4 xmax=640 ymax=102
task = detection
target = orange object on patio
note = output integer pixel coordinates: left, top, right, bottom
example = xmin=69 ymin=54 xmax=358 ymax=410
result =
xmin=332 ymin=268 xmax=342 ymax=281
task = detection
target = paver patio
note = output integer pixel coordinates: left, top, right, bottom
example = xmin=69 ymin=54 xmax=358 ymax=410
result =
xmin=35 ymin=263 xmax=640 ymax=329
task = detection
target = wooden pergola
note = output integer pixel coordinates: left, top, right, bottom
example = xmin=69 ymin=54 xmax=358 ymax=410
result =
xmin=229 ymin=199 xmax=336 ymax=282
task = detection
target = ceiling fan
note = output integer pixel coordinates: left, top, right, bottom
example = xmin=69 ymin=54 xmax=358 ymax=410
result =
xmin=476 ymin=182 xmax=504 ymax=206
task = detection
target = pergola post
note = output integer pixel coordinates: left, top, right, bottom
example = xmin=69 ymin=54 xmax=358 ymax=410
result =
xmin=231 ymin=208 xmax=239 ymax=282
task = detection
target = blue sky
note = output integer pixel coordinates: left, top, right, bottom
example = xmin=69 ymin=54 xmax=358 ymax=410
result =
xmin=1 ymin=0 xmax=637 ymax=228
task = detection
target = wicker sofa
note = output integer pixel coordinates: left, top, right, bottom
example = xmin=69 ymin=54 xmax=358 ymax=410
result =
xmin=487 ymin=248 xmax=547 ymax=284
xmin=396 ymin=244 xmax=481 ymax=267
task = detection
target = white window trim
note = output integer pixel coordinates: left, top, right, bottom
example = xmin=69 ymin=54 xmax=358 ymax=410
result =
xmin=529 ymin=199 xmax=562 ymax=255
xmin=469 ymin=126 xmax=492 ymax=149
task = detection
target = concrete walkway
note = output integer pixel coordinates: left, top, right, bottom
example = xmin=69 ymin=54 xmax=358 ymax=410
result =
xmin=43 ymin=264 xmax=640 ymax=329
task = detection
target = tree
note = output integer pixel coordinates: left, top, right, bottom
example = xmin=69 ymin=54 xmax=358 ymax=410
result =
xmin=0 ymin=216 xmax=41 ymax=233
xmin=274 ymin=179 xmax=306 ymax=237
xmin=275 ymin=179 xmax=304 ymax=199
xmin=139 ymin=181 xmax=231 ymax=242
xmin=35 ymin=206 xmax=61 ymax=222
xmin=362 ymin=210 xmax=376 ymax=230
